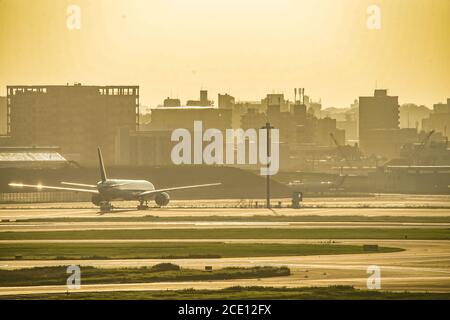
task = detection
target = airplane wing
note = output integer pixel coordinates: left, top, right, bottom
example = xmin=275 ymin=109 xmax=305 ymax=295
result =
xmin=61 ymin=182 xmax=97 ymax=188
xmin=61 ymin=181 xmax=132 ymax=188
xmin=138 ymin=183 xmax=221 ymax=197
xmin=9 ymin=183 xmax=99 ymax=194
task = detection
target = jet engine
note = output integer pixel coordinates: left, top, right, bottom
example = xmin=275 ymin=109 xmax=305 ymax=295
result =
xmin=155 ymin=192 xmax=170 ymax=206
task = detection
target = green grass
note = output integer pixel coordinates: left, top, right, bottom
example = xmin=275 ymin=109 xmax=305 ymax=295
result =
xmin=0 ymin=265 xmax=290 ymax=287
xmin=14 ymin=215 xmax=450 ymax=223
xmin=4 ymin=286 xmax=450 ymax=300
xmin=0 ymin=242 xmax=401 ymax=260
xmin=0 ymin=228 xmax=448 ymax=240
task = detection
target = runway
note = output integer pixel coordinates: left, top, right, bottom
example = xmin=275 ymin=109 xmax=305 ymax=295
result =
xmin=1 ymin=221 xmax=450 ymax=232
xmin=1 ymin=206 xmax=450 ymax=221
xmin=0 ymin=240 xmax=449 ymax=294
xmin=0 ymin=198 xmax=449 ymax=297
xmin=1 ymin=194 xmax=450 ymax=212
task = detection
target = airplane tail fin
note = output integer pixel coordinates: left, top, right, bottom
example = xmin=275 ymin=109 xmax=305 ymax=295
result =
xmin=97 ymin=147 xmax=107 ymax=182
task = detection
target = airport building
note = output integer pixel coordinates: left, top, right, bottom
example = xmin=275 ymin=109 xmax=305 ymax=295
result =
xmin=5 ymin=84 xmax=139 ymax=165
xmin=0 ymin=146 xmax=67 ymax=169
xmin=369 ymin=165 xmax=450 ymax=194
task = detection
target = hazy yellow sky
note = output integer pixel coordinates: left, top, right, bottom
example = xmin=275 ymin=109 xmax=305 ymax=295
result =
xmin=0 ymin=0 xmax=449 ymax=109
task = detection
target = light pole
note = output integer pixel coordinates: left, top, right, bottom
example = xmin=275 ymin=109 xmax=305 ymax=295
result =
xmin=261 ymin=122 xmax=274 ymax=209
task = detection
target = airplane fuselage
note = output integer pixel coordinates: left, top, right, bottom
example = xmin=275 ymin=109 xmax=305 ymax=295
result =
xmin=97 ymin=179 xmax=155 ymax=201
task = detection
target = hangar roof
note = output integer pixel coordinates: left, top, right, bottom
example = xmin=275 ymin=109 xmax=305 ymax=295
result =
xmin=0 ymin=152 xmax=66 ymax=162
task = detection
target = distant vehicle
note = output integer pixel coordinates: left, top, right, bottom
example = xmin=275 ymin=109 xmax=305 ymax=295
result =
xmin=288 ymin=175 xmax=347 ymax=193
xmin=9 ymin=148 xmax=221 ymax=212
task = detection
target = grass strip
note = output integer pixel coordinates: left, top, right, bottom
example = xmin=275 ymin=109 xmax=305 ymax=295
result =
xmin=0 ymin=264 xmax=290 ymax=287
xmin=0 ymin=242 xmax=401 ymax=260
xmin=0 ymin=228 xmax=448 ymax=240
xmin=3 ymin=285 xmax=450 ymax=300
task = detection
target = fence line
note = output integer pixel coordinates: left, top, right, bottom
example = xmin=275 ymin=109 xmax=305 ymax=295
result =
xmin=0 ymin=192 xmax=91 ymax=203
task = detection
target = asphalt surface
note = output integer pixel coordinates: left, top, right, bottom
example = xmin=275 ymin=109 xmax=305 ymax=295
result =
xmin=1 ymin=220 xmax=450 ymax=232
xmin=0 ymin=198 xmax=449 ymax=296
xmin=1 ymin=207 xmax=450 ymax=220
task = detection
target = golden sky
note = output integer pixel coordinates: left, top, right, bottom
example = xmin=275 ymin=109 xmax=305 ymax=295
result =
xmin=0 ymin=0 xmax=449 ymax=109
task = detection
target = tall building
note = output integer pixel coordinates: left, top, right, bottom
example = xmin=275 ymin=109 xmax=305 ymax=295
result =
xmin=200 ymin=90 xmax=208 ymax=105
xmin=262 ymin=94 xmax=289 ymax=112
xmin=148 ymin=107 xmax=232 ymax=131
xmin=399 ymin=104 xmax=431 ymax=130
xmin=0 ymin=97 xmax=6 ymax=136
xmin=7 ymin=84 xmax=139 ymax=164
xmin=115 ymin=127 xmax=173 ymax=166
xmin=307 ymin=101 xmax=322 ymax=118
xmin=359 ymin=89 xmax=400 ymax=156
xmin=231 ymin=101 xmax=263 ymax=129
xmin=240 ymin=108 xmax=267 ymax=131
xmin=218 ymin=93 xmax=235 ymax=109
xmin=316 ymin=117 xmax=345 ymax=147
xmin=422 ymin=99 xmax=450 ymax=138
xmin=336 ymin=114 xmax=358 ymax=143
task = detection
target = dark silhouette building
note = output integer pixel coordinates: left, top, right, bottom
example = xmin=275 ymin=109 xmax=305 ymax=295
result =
xmin=422 ymin=99 xmax=450 ymax=138
xmin=359 ymin=89 xmax=401 ymax=157
xmin=0 ymin=96 xmax=6 ymax=136
xmin=186 ymin=90 xmax=213 ymax=107
xmin=148 ymin=106 xmax=231 ymax=132
xmin=6 ymin=84 xmax=139 ymax=164
xmin=218 ymin=93 xmax=235 ymax=109
xmin=163 ymin=97 xmax=181 ymax=107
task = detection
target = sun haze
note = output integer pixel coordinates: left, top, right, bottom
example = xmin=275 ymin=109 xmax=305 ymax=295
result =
xmin=0 ymin=0 xmax=449 ymax=108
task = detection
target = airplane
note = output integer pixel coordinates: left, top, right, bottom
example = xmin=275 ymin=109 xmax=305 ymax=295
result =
xmin=9 ymin=147 xmax=221 ymax=212
xmin=287 ymin=175 xmax=347 ymax=193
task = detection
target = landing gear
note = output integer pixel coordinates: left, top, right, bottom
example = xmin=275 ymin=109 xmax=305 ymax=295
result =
xmin=100 ymin=201 xmax=113 ymax=212
xmin=137 ymin=199 xmax=149 ymax=210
